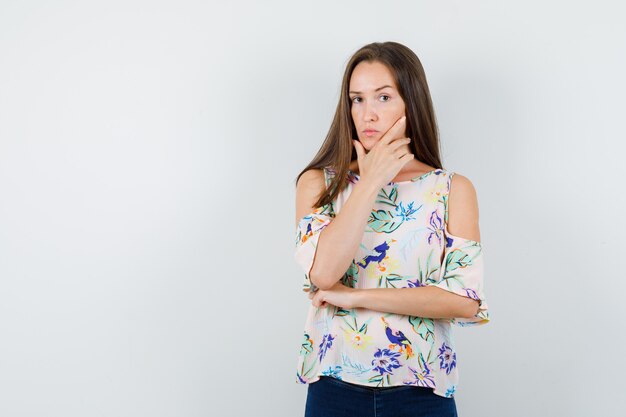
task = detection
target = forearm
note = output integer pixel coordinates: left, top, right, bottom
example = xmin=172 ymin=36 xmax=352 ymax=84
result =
xmin=310 ymin=179 xmax=381 ymax=290
xmin=353 ymin=286 xmax=479 ymax=319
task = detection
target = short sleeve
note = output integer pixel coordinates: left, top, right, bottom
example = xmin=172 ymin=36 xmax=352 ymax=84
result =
xmin=294 ymin=168 xmax=336 ymax=293
xmin=426 ymin=171 xmax=490 ymax=327
xmin=431 ymin=232 xmax=490 ymax=326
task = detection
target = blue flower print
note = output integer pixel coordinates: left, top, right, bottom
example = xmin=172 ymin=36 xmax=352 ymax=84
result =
xmin=404 ymin=363 xmax=436 ymax=389
xmin=394 ymin=201 xmax=420 ymax=222
xmin=321 ymin=365 xmax=343 ymax=379
xmin=371 ymin=348 xmax=403 ymax=375
xmin=427 ymin=210 xmax=444 ymax=246
xmin=465 ymin=287 xmax=480 ymax=300
xmin=406 ymin=279 xmax=424 ymax=288
xmin=438 ymin=342 xmax=457 ymax=375
xmin=318 ymin=333 xmax=335 ymax=361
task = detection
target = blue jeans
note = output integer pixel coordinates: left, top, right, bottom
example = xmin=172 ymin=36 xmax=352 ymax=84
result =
xmin=305 ymin=376 xmax=458 ymax=417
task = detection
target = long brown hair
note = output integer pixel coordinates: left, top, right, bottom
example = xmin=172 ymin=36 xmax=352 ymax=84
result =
xmin=295 ymin=41 xmax=443 ymax=209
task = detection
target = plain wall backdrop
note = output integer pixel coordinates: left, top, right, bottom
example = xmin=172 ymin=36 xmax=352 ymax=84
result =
xmin=1 ymin=1 xmax=625 ymax=416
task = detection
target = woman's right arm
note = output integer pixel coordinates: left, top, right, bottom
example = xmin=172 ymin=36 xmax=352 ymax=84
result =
xmin=295 ymin=168 xmax=381 ymax=291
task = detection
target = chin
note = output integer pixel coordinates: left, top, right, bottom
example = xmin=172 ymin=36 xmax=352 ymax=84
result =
xmin=363 ymin=140 xmax=378 ymax=151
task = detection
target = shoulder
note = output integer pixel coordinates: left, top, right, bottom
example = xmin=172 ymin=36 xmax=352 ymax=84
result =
xmin=446 ymin=172 xmax=481 ymax=242
xmin=448 ymin=172 xmax=478 ymax=202
xmin=296 ymin=168 xmax=326 ymax=192
xmin=295 ymin=168 xmax=328 ymax=227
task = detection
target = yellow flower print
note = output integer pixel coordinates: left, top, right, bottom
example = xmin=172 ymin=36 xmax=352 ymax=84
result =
xmin=342 ymin=326 xmax=373 ymax=351
xmin=423 ymin=181 xmax=448 ymax=204
xmin=365 ymin=254 xmax=401 ymax=279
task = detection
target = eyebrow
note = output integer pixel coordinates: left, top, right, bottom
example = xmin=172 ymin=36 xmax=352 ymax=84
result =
xmin=348 ymin=85 xmax=394 ymax=94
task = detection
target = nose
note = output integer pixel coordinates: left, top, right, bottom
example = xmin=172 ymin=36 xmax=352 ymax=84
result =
xmin=362 ymin=101 xmax=378 ymax=122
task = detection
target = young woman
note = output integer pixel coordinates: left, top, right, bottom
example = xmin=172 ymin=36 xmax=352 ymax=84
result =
xmin=294 ymin=41 xmax=490 ymax=417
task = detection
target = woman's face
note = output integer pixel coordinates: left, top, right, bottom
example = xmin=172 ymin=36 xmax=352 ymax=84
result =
xmin=349 ymin=60 xmax=406 ymax=152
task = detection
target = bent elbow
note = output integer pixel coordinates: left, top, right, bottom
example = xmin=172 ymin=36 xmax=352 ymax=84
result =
xmin=462 ymin=299 xmax=481 ymax=318
xmin=309 ymin=268 xmax=325 ymax=291
xmin=315 ymin=281 xmax=335 ymax=291
xmin=310 ymin=274 xmax=333 ymax=291
xmin=309 ymin=267 xmax=339 ymax=291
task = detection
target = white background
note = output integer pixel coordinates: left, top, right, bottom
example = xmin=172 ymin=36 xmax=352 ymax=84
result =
xmin=1 ymin=1 xmax=625 ymax=416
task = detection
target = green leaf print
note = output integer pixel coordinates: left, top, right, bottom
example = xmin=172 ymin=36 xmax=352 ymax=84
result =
xmin=418 ymin=251 xmax=442 ymax=286
xmin=358 ymin=321 xmax=369 ymax=334
xmin=301 ymin=332 xmax=314 ymax=356
xmin=368 ymin=209 xmax=404 ymax=233
xmin=377 ymin=273 xmax=403 ymax=288
xmin=376 ymin=186 xmax=399 ymax=207
xmin=444 ymin=245 xmax=481 ymax=274
xmin=408 ymin=316 xmax=435 ymax=345
xmin=341 ymin=261 xmax=359 ymax=288
xmin=368 ymin=375 xmax=383 ymax=384
xmin=341 ymin=353 xmax=372 ymax=376
xmin=427 ymin=346 xmax=435 ymax=365
xmin=299 ymin=357 xmax=317 ymax=381
xmin=334 ymin=307 xmax=352 ymax=317
xmin=340 ymin=315 xmax=371 ymax=335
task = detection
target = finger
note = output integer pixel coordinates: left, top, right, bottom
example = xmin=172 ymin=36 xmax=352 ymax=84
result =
xmin=390 ymin=137 xmax=412 ymax=152
xmin=313 ymin=293 xmax=323 ymax=307
xmin=352 ymin=139 xmax=365 ymax=161
xmin=380 ymin=115 xmax=406 ymax=145
xmin=394 ymin=147 xmax=412 ymax=159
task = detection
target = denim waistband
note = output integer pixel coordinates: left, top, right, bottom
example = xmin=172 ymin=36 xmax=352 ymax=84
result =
xmin=318 ymin=376 xmax=417 ymax=393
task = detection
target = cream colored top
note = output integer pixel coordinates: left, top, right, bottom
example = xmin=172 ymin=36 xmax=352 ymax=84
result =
xmin=294 ymin=166 xmax=489 ymax=398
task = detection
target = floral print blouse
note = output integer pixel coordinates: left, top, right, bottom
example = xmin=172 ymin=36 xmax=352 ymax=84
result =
xmin=294 ymin=166 xmax=490 ymax=398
